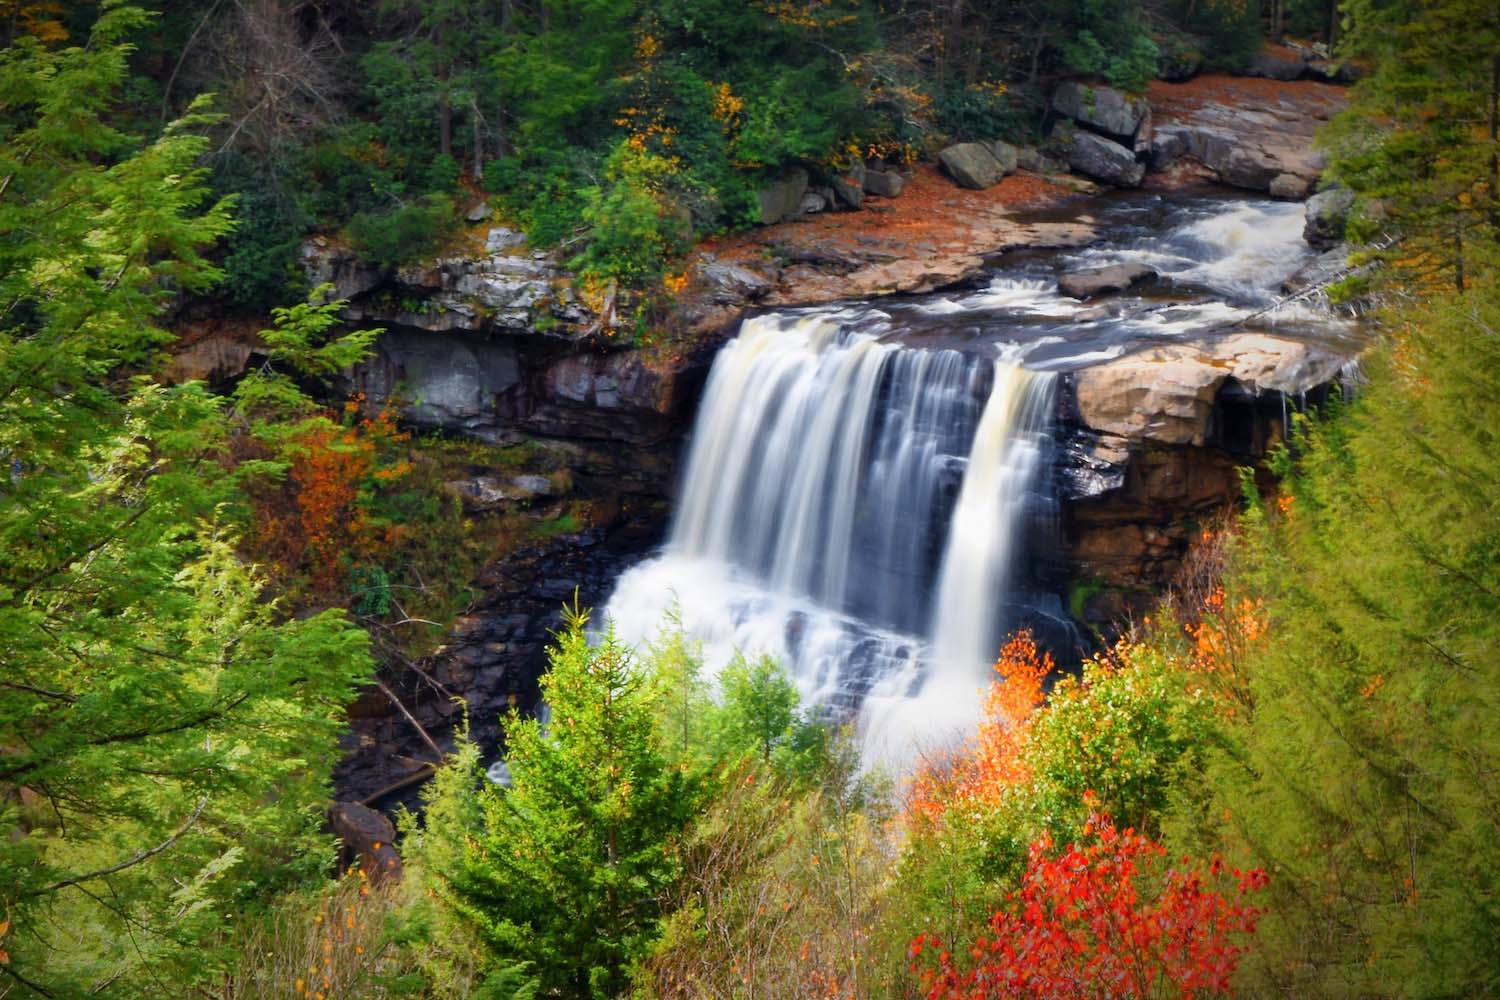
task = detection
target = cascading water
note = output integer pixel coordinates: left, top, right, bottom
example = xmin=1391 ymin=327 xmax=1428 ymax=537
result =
xmin=604 ymin=193 xmax=1359 ymax=770
xmin=605 ymin=311 xmax=1055 ymax=766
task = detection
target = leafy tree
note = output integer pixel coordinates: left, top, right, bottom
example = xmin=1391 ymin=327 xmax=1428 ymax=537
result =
xmin=913 ymin=810 xmax=1267 ymax=999
xmin=0 ymin=8 xmax=370 ymax=994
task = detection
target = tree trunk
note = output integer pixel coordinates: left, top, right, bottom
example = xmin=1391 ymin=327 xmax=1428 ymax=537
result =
xmin=1488 ymin=52 xmax=1499 ymax=230
xmin=439 ymin=86 xmax=452 ymax=159
xmin=472 ymin=96 xmax=483 ymax=179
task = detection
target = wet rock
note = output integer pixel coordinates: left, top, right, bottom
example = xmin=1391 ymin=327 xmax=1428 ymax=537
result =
xmin=863 ymin=168 xmax=907 ymax=198
xmin=330 ymin=802 xmax=403 ymax=884
xmin=1304 ymin=186 xmax=1355 ymax=250
xmin=939 ymin=142 xmax=1011 ymax=190
xmin=1051 ymin=81 xmax=1151 ymax=144
xmin=1282 ymin=243 xmax=1351 ymax=295
xmin=1060 ymin=126 xmax=1146 ymax=188
xmin=756 ymin=169 xmax=810 ymax=225
xmin=1058 ymin=262 xmax=1157 ymax=300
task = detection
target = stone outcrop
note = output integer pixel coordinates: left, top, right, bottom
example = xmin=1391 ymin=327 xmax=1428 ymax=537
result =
xmin=1058 ymin=262 xmax=1157 ymax=300
xmin=1144 ymin=75 xmax=1344 ymax=195
xmin=1060 ymin=332 xmax=1355 ymax=615
xmin=1073 ymin=334 xmax=1349 ymax=447
xmin=1052 ymin=82 xmax=1151 ymax=144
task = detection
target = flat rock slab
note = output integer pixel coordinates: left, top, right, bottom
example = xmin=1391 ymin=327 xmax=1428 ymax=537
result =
xmin=1059 ymin=262 xmax=1157 ymax=300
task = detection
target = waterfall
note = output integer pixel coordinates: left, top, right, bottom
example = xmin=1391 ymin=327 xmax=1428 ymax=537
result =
xmin=604 ymin=310 xmax=1055 ymax=766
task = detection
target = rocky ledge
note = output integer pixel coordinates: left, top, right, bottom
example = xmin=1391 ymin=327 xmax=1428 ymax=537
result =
xmin=1056 ymin=332 xmax=1354 ymax=618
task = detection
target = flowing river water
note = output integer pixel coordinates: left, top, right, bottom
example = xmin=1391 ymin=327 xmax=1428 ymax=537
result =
xmin=601 ymin=191 xmax=1360 ymax=769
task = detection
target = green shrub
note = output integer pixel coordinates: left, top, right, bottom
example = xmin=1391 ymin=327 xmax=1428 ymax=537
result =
xmin=346 ymin=194 xmax=459 ymax=270
xmin=570 ymin=141 xmax=689 ymax=289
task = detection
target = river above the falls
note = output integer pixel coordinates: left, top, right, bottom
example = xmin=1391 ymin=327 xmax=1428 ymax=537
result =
xmin=601 ymin=189 xmax=1359 ymax=771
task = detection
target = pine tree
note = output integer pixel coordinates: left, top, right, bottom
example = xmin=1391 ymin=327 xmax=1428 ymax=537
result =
xmin=0 ymin=9 xmax=371 ymax=994
xmin=1328 ymin=0 xmax=1500 ymax=292
xmin=428 ymin=606 xmax=701 ymax=999
xmin=1197 ymin=288 xmax=1500 ymax=996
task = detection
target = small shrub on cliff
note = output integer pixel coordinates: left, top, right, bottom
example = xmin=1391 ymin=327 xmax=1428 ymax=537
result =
xmin=346 ymin=194 xmax=460 ymax=271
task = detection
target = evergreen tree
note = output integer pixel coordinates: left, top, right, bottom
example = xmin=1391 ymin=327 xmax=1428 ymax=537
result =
xmin=0 ymin=9 xmax=370 ymax=994
xmin=1328 ymin=0 xmax=1500 ymax=291
xmin=428 ymin=606 xmax=701 ymax=999
xmin=1194 ymin=289 xmax=1500 ymax=996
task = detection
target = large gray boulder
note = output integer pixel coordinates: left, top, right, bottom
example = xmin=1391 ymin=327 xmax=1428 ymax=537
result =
xmin=1247 ymin=47 xmax=1307 ymax=81
xmin=1063 ymin=128 xmax=1145 ymax=188
xmin=1051 ymin=81 xmax=1150 ymax=143
xmin=1058 ymin=262 xmax=1157 ymax=300
xmin=1304 ymin=186 xmax=1355 ymax=250
xmin=863 ymin=168 xmax=907 ymax=198
xmin=755 ymin=169 xmax=810 ymax=225
xmin=938 ymin=142 xmax=1010 ymax=189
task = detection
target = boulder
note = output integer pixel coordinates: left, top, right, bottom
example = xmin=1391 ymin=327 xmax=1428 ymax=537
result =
xmin=863 ymin=168 xmax=907 ymax=198
xmin=1247 ymin=47 xmax=1307 ymax=81
xmin=698 ymin=257 xmax=772 ymax=304
xmin=465 ymin=201 xmax=493 ymax=223
xmin=352 ymin=329 xmax=523 ymax=438
xmin=938 ymin=142 xmax=1009 ymax=189
xmin=798 ymin=191 xmax=828 ymax=215
xmin=1015 ymin=146 xmax=1064 ymax=173
xmin=1157 ymin=41 xmax=1203 ymax=82
xmin=330 ymin=802 xmax=403 ymax=884
xmin=831 ymin=174 xmax=864 ymax=208
xmin=1063 ymin=128 xmax=1145 ymax=188
xmin=1051 ymin=81 xmax=1150 ymax=143
xmin=484 ymin=226 xmax=527 ymax=253
xmin=1148 ymin=126 xmax=1189 ymax=171
xmin=1304 ymin=186 xmax=1355 ymax=250
xmin=1058 ymin=262 xmax=1157 ymax=300
xmin=300 ymin=238 xmax=383 ymax=300
xmin=984 ymin=140 xmax=1020 ymax=174
xmin=1269 ymin=172 xmax=1312 ymax=200
xmin=756 ymin=169 xmax=810 ymax=225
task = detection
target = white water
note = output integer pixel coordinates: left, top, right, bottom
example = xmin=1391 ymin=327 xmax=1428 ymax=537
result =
xmin=601 ymin=195 xmax=1350 ymax=770
xmin=605 ymin=313 xmax=1054 ymax=766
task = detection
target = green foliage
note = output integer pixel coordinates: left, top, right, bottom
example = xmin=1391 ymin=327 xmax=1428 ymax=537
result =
xmin=1185 ymin=288 xmax=1500 ymax=997
xmin=570 ymin=142 xmax=689 ymax=288
xmin=424 ymin=608 xmax=704 ymax=998
xmin=0 ymin=10 xmax=371 ymax=993
xmin=1326 ymin=0 xmax=1500 ymax=292
xmin=347 ymin=194 xmax=461 ymax=272
xmin=1048 ymin=0 xmax=1159 ymax=90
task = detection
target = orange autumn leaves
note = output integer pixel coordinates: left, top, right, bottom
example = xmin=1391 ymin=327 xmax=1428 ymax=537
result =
xmin=907 ymin=631 xmax=1052 ymax=821
xmin=251 ymin=402 xmax=412 ymax=599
